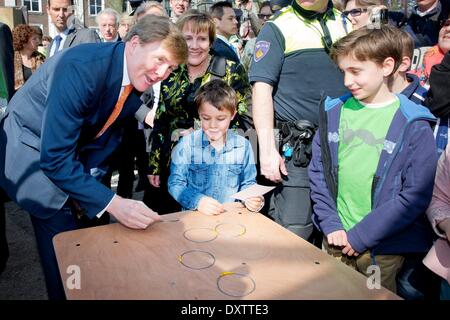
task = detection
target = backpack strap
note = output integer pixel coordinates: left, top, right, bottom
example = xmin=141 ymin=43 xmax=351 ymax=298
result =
xmin=208 ymin=55 xmax=227 ymax=79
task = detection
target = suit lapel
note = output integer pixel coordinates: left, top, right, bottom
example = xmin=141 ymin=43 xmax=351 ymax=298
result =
xmin=63 ymin=27 xmax=76 ymax=49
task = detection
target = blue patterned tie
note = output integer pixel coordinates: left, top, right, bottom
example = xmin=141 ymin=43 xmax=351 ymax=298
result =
xmin=52 ymin=35 xmax=62 ymax=56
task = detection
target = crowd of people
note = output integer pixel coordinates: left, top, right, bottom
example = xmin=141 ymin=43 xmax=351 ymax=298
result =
xmin=0 ymin=0 xmax=450 ymax=301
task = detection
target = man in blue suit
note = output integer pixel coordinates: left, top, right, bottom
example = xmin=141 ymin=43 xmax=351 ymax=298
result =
xmin=0 ymin=15 xmax=188 ymax=299
xmin=211 ymin=1 xmax=241 ymax=63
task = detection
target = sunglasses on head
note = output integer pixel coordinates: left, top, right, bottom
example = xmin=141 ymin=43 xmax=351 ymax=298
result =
xmin=441 ymin=19 xmax=450 ymax=27
xmin=342 ymin=8 xmax=369 ymax=17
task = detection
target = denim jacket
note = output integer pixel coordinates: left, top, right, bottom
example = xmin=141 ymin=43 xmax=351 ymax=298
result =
xmin=168 ymin=129 xmax=256 ymax=210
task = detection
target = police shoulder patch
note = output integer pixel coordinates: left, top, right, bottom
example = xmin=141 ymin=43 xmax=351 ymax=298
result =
xmin=254 ymin=41 xmax=270 ymax=63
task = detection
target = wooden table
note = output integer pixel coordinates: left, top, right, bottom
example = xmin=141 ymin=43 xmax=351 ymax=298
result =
xmin=53 ymin=203 xmax=400 ymax=300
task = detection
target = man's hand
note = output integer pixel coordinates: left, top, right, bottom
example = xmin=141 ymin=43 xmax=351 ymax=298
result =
xmin=259 ymin=148 xmax=288 ymax=182
xmin=107 ymin=196 xmax=161 ymax=229
xmin=244 ymin=196 xmax=264 ymax=212
xmin=327 ymin=230 xmax=348 ymax=247
xmin=198 ymin=197 xmax=225 ymax=216
xmin=438 ymin=218 xmax=450 ymax=240
xmin=148 ymin=175 xmax=160 ymax=188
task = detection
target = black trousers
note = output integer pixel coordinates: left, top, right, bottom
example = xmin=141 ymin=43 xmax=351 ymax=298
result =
xmin=143 ymin=170 xmax=180 ymax=215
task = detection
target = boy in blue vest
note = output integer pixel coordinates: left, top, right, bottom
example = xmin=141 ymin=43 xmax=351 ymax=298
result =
xmin=389 ymin=29 xmax=428 ymax=105
xmin=309 ymin=25 xmax=438 ymax=294
xmin=168 ymin=80 xmax=263 ymax=215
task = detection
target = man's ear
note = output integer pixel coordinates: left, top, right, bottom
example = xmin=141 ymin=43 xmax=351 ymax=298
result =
xmin=129 ymin=35 xmax=140 ymax=47
xmin=397 ymin=56 xmax=411 ymax=72
xmin=382 ymin=56 xmax=396 ymax=77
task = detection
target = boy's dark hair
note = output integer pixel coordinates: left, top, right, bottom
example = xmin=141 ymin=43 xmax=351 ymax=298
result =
xmin=210 ymin=1 xmax=233 ymax=19
xmin=195 ymin=79 xmax=237 ymax=114
xmin=330 ymin=25 xmax=403 ymax=77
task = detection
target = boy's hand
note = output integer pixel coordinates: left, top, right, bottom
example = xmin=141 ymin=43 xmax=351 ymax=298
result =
xmin=198 ymin=197 xmax=225 ymax=216
xmin=438 ymin=218 xmax=450 ymax=240
xmin=244 ymin=196 xmax=264 ymax=212
xmin=327 ymin=230 xmax=348 ymax=247
xmin=342 ymin=243 xmax=359 ymax=257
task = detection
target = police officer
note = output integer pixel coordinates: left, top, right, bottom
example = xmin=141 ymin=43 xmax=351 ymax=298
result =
xmin=249 ymin=0 xmax=349 ymax=242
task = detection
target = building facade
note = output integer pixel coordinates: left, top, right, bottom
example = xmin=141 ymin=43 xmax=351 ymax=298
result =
xmin=0 ymin=0 xmax=131 ymax=36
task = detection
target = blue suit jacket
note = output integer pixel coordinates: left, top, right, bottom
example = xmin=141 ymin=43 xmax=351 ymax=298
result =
xmin=0 ymin=42 xmax=142 ymax=219
xmin=211 ymin=38 xmax=240 ymax=63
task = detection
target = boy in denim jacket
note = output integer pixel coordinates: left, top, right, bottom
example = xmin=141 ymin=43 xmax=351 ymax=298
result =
xmin=309 ymin=25 xmax=438 ymax=294
xmin=168 ymin=80 xmax=263 ymax=215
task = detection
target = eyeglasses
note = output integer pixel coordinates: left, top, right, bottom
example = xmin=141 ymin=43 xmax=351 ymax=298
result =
xmin=342 ymin=8 xmax=368 ymax=17
xmin=441 ymin=19 xmax=450 ymax=27
xmin=258 ymin=14 xmax=272 ymax=20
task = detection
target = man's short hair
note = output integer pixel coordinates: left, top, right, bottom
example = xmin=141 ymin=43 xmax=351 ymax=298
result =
xmin=123 ymin=15 xmax=188 ymax=65
xmin=47 ymin=0 xmax=74 ymax=6
xmin=176 ymin=10 xmax=216 ymax=44
xmin=135 ymin=1 xmax=167 ymax=19
xmin=195 ymin=79 xmax=237 ymax=114
xmin=96 ymin=8 xmax=120 ymax=26
xmin=210 ymin=1 xmax=233 ymax=19
xmin=330 ymin=25 xmax=403 ymax=76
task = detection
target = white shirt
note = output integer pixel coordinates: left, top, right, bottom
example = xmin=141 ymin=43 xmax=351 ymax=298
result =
xmin=96 ymin=53 xmax=130 ymax=218
xmin=49 ymin=28 xmax=70 ymax=57
xmin=102 ymin=34 xmax=120 ymax=43
xmin=417 ymin=1 xmax=441 ymax=17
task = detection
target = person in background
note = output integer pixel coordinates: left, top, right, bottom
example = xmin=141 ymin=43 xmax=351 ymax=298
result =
xmin=169 ymin=80 xmax=263 ymax=215
xmin=425 ymin=51 xmax=450 ymax=300
xmin=33 ymin=26 xmax=43 ymax=45
xmin=12 ymin=24 xmax=46 ymax=91
xmin=118 ymin=13 xmax=135 ymax=39
xmin=96 ymin=8 xmax=121 ymax=42
xmin=410 ymin=15 xmax=450 ymax=88
xmin=389 ymin=29 xmax=428 ymax=106
xmin=342 ymin=0 xmax=389 ymax=30
xmin=39 ymin=35 xmax=53 ymax=57
xmin=169 ymin=0 xmax=191 ymax=22
xmin=426 ymin=141 xmax=450 ymax=299
xmin=46 ymin=0 xmax=100 ymax=58
xmin=404 ymin=0 xmax=450 ymax=48
xmin=135 ymin=1 xmax=168 ymax=20
xmin=241 ymin=1 xmax=273 ymax=70
xmin=210 ymin=1 xmax=240 ymax=62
